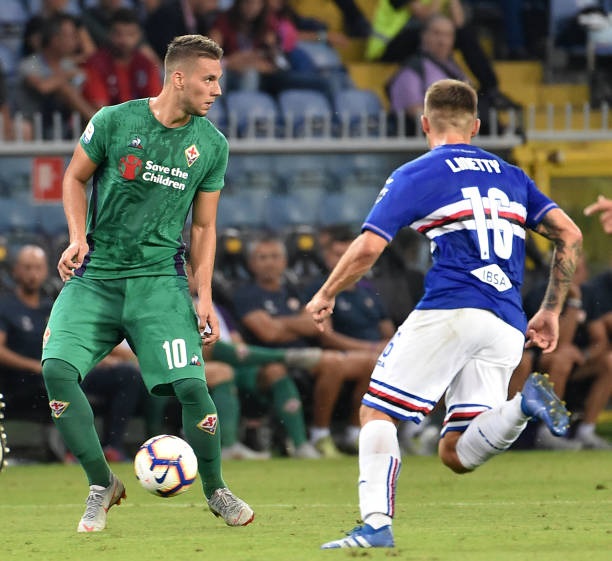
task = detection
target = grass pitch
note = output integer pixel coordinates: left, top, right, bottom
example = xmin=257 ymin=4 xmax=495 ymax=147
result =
xmin=0 ymin=451 xmax=610 ymax=561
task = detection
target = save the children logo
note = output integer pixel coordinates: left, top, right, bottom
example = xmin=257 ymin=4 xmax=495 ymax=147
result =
xmin=119 ymin=154 xmax=143 ymax=180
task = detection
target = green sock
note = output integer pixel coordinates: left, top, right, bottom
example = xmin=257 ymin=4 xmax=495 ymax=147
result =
xmin=42 ymin=358 xmax=110 ymax=487
xmin=211 ymin=340 xmax=285 ymax=367
xmin=173 ymin=378 xmax=226 ymax=499
xmin=270 ymin=377 xmax=308 ymax=448
xmin=210 ymin=381 xmax=240 ymax=448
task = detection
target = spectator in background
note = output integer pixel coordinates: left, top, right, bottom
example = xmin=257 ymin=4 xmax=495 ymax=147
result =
xmin=82 ymin=8 xmax=162 ymax=110
xmin=144 ymin=0 xmax=220 ymax=60
xmin=304 ymin=224 xmax=395 ymax=355
xmin=0 ymin=245 xmax=144 ymax=463
xmin=0 ymin=62 xmax=16 ymax=141
xmin=17 ymin=13 xmax=96 ymax=139
xmin=367 ymin=0 xmax=519 ymax=110
xmin=21 ymin=0 xmax=96 ymax=62
xmin=521 ymin=257 xmax=612 ymax=450
xmin=0 ymin=245 xmax=58 ymax=458
xmin=585 ymin=195 xmax=612 ymax=234
xmin=209 ymin=0 xmax=334 ymax=99
xmin=80 ymin=0 xmax=162 ymax=67
xmin=232 ymin=234 xmax=376 ymax=458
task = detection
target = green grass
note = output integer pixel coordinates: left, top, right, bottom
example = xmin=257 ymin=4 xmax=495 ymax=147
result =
xmin=1 ymin=451 xmax=610 ymax=561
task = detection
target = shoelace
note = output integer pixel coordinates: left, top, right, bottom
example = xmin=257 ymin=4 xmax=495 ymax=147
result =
xmin=82 ymin=492 xmax=104 ymax=520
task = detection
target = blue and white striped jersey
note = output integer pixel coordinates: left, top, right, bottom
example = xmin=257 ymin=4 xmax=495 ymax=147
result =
xmin=363 ymin=143 xmax=557 ymax=334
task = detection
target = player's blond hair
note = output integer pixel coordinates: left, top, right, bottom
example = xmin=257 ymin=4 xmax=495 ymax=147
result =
xmin=424 ymin=79 xmax=478 ymax=132
xmin=164 ymin=35 xmax=223 ymax=73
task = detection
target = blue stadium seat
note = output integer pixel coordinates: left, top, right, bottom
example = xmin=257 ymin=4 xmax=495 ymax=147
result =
xmin=277 ymin=89 xmax=333 ymax=137
xmin=318 ymin=188 xmax=375 ymax=227
xmin=36 ymin=204 xmax=67 ymax=237
xmin=217 ymin=192 xmax=266 ymax=230
xmin=0 ymin=198 xmax=38 ymax=234
xmin=332 ymin=88 xmax=384 ymax=137
xmin=263 ymin=192 xmax=319 ymax=231
xmin=225 ymin=90 xmax=279 ymax=138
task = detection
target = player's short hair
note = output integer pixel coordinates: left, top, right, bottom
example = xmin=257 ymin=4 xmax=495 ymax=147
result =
xmin=164 ymin=35 xmax=223 ymax=71
xmin=424 ymin=79 xmax=478 ymax=132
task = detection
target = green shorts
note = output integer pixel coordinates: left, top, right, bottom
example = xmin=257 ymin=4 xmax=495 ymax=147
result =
xmin=42 ymin=275 xmax=205 ymax=396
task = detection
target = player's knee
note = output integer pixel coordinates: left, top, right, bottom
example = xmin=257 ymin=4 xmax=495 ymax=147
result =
xmin=172 ymin=377 xmax=207 ymax=405
xmin=258 ymin=362 xmax=288 ymax=386
xmin=438 ymin=433 xmax=473 ymax=475
xmin=42 ymin=358 xmax=80 ymax=385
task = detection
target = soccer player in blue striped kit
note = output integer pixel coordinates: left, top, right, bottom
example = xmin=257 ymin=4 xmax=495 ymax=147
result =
xmin=306 ymin=79 xmax=583 ymax=549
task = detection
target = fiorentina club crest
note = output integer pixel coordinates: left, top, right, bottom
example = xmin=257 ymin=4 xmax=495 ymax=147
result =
xmin=185 ymin=144 xmax=199 ymax=167
xmin=197 ymin=413 xmax=218 ymax=435
xmin=49 ymin=400 xmax=70 ymax=419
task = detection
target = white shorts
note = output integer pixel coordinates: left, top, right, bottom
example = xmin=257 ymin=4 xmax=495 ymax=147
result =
xmin=363 ymin=308 xmax=525 ymax=436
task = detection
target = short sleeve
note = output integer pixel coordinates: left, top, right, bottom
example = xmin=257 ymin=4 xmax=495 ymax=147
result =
xmin=198 ymin=134 xmax=228 ymax=192
xmin=79 ymin=107 xmax=108 ymax=164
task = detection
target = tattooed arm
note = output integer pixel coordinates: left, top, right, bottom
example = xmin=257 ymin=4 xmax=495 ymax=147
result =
xmin=526 ymin=208 xmax=583 ymax=353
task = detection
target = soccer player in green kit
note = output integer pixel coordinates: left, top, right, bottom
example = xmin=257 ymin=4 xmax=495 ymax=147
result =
xmin=41 ymin=35 xmax=254 ymax=532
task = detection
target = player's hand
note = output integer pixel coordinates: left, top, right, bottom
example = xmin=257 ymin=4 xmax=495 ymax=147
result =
xmin=196 ymin=299 xmax=220 ymax=346
xmin=584 ymin=194 xmax=612 ymax=234
xmin=525 ymin=309 xmax=559 ymax=354
xmin=305 ymin=293 xmax=335 ymax=332
xmin=57 ymin=240 xmax=89 ymax=281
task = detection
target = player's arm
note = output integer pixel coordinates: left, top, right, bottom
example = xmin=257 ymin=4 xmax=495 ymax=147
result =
xmin=58 ymin=143 xmax=98 ymax=281
xmin=526 ymin=208 xmax=583 ymax=353
xmin=190 ymin=190 xmax=221 ymax=346
xmin=306 ymin=231 xmax=389 ymax=331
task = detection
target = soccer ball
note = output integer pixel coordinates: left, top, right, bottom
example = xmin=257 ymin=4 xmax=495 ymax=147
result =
xmin=134 ymin=435 xmax=198 ymax=497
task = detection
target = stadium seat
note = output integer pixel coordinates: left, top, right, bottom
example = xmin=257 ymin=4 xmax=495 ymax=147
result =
xmin=225 ymin=90 xmax=280 ymax=138
xmin=332 ymin=88 xmax=385 ymax=137
xmin=36 ymin=204 xmax=67 ymax=237
xmin=277 ymin=89 xmax=333 ymax=137
xmin=318 ymin=189 xmax=373 ymax=228
xmin=292 ymin=40 xmax=344 ymax=72
xmin=545 ymin=0 xmax=587 ymax=81
xmin=0 ymin=198 xmax=38 ymax=234
xmin=263 ymin=192 xmax=319 ymax=230
xmin=217 ymin=192 xmax=266 ymax=230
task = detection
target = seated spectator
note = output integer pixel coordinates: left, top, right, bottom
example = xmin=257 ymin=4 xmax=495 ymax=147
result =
xmin=17 ymin=13 xmax=96 ymax=139
xmin=209 ymin=0 xmax=334 ymax=99
xmin=80 ymin=0 xmax=162 ymax=67
xmin=521 ymin=258 xmax=612 ymax=450
xmin=232 ymin=234 xmax=377 ymax=457
xmin=303 ymin=224 xmax=395 ymax=355
xmin=268 ymin=0 xmax=351 ymax=70
xmin=0 ymin=245 xmax=146 ymax=463
xmin=367 ymin=0 xmax=519 ymax=111
xmin=144 ymin=0 xmax=220 ymax=61
xmin=21 ymin=0 xmax=96 ymax=63
xmin=82 ymin=8 xmax=162 ymax=110
xmin=186 ymin=261 xmax=320 ymax=459
xmin=386 ymin=14 xmax=512 ymax=134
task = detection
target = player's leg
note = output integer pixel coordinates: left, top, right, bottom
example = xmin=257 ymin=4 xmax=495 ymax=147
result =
xmin=440 ymin=310 xmax=569 ymax=472
xmin=126 ymin=276 xmax=253 ymax=525
xmin=41 ymin=277 xmax=126 ymax=532
xmin=321 ymin=310 xmax=454 ymax=549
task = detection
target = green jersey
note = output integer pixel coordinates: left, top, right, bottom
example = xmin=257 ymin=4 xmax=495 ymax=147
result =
xmin=77 ymin=98 xmax=228 ymax=279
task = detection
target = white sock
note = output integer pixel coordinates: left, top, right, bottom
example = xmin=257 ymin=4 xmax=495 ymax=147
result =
xmin=455 ymin=394 xmax=528 ymax=471
xmin=310 ymin=427 xmax=330 ymax=443
xmin=358 ymin=420 xmax=401 ymax=526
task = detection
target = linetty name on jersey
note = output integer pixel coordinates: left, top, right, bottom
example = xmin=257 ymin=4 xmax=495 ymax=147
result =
xmin=445 ymin=157 xmax=501 ymax=174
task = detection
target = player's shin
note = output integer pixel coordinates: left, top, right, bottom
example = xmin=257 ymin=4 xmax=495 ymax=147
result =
xmin=172 ymin=378 xmax=226 ymax=498
xmin=358 ymin=419 xmax=402 ymax=529
xmin=42 ymin=358 xmax=110 ymax=486
xmin=455 ymin=394 xmax=527 ymax=470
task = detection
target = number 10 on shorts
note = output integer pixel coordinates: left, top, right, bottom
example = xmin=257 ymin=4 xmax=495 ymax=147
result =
xmin=162 ymin=339 xmax=187 ymax=370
